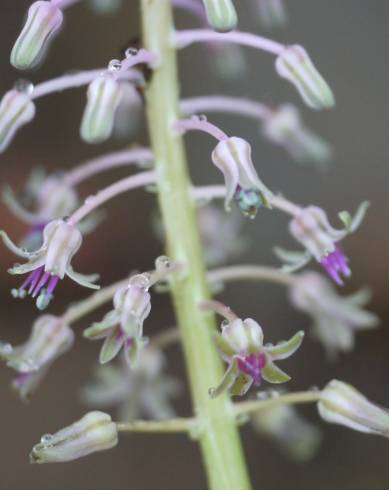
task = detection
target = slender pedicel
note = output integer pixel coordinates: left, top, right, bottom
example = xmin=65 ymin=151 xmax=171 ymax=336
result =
xmin=62 ymin=279 xmax=129 ymax=324
xmin=200 ymin=299 xmax=239 ymax=322
xmin=174 ymin=29 xmax=285 ymax=55
xmin=207 ymin=265 xmax=295 ymax=286
xmin=68 ymin=171 xmax=157 ymax=226
xmin=191 ymin=185 xmax=302 ymax=217
xmin=180 ymin=95 xmax=272 ymax=121
xmin=174 ymin=116 xmax=228 ymax=141
xmin=51 ymin=0 xmax=81 ymax=9
xmin=117 ymin=417 xmax=196 ymax=434
xmin=31 ymin=69 xmax=142 ymax=100
xmin=234 ymin=390 xmax=322 ymax=417
xmin=63 ymin=148 xmax=154 ymax=186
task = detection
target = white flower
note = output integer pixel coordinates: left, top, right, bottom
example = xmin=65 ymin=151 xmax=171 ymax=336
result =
xmin=30 ymin=412 xmax=118 ymax=463
xmin=11 ymin=1 xmax=63 ymax=70
xmin=1 ymin=219 xmax=100 ymax=310
xmin=212 ymin=136 xmax=273 ymax=217
xmin=275 ymin=45 xmax=335 ymax=110
xmin=318 ymin=380 xmax=389 ymax=437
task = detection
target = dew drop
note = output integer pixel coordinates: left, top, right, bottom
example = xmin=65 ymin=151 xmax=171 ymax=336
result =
xmin=40 ymin=434 xmax=53 ymax=444
xmin=0 ymin=342 xmax=13 ymax=355
xmin=14 ymin=79 xmax=34 ymax=95
xmin=155 ymin=255 xmax=171 ymax=272
xmin=198 ymin=114 xmax=207 ymax=122
xmin=129 ymin=273 xmax=151 ymax=289
xmin=221 ymin=319 xmax=230 ymax=328
xmin=125 ymin=47 xmax=139 ymax=58
xmin=108 ymin=59 xmax=122 ymax=72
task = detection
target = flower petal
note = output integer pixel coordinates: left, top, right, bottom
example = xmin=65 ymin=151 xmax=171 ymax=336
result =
xmin=209 ymin=359 xmax=239 ymax=398
xmin=261 ymin=359 xmax=291 ymax=384
xmin=266 ymin=330 xmax=304 ymax=360
xmin=0 ymin=230 xmax=37 ymax=258
xmin=3 ymin=187 xmax=43 ymax=225
xmin=99 ymin=330 xmax=124 ymax=364
xmin=66 ymin=267 xmax=100 ymax=290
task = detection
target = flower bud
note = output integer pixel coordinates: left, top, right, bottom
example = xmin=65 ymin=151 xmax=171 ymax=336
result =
xmin=318 ymin=380 xmax=389 ymax=437
xmin=11 ymin=1 xmax=63 ymax=70
xmin=1 ymin=315 xmax=74 ymax=373
xmin=0 ymin=89 xmax=35 ymax=152
xmin=88 ymin=0 xmax=123 ymax=14
xmin=275 ymin=45 xmax=335 ymax=110
xmin=212 ymin=136 xmax=273 ymax=216
xmin=30 ymin=411 xmax=118 ymax=463
xmin=255 ymin=0 xmax=287 ymax=30
xmin=80 ymin=75 xmax=123 ymax=144
xmin=262 ymin=104 xmax=332 ymax=165
xmin=202 ymin=0 xmax=238 ymax=32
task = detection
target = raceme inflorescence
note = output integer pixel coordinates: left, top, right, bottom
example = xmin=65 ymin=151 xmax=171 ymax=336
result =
xmin=0 ymin=2 xmax=386 ymax=489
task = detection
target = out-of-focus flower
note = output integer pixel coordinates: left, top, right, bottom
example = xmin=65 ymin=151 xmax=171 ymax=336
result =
xmin=283 ymin=201 xmax=369 ymax=284
xmin=252 ymin=402 xmax=321 ymax=461
xmin=30 ymin=411 xmax=118 ymax=463
xmin=210 ymin=317 xmax=304 ymax=397
xmin=262 ymin=104 xmax=333 ymax=166
xmin=202 ymin=0 xmax=238 ymax=32
xmin=1 ymin=219 xmax=100 ymax=310
xmin=11 ymin=1 xmax=63 ymax=70
xmin=197 ymin=205 xmax=248 ymax=266
xmin=88 ymin=0 xmax=123 ymax=15
xmin=253 ymin=0 xmax=287 ymax=30
xmin=212 ymin=136 xmax=273 ymax=217
xmin=275 ymin=45 xmax=335 ymax=110
xmin=112 ymin=83 xmax=143 ymax=139
xmin=0 ymin=315 xmax=74 ymax=400
xmin=289 ymin=271 xmax=379 ymax=357
xmin=318 ymin=380 xmax=389 ymax=437
xmin=80 ymin=73 xmax=123 ymax=144
xmin=0 ymin=86 xmax=35 ymax=153
xmin=82 ymin=347 xmax=181 ymax=421
xmin=84 ymin=274 xmax=151 ymax=366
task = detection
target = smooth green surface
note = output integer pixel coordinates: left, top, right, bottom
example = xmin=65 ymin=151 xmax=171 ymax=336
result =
xmin=140 ymin=1 xmax=252 ymax=489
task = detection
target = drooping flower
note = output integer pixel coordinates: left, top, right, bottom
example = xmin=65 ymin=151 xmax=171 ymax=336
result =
xmin=84 ymin=274 xmax=152 ymax=366
xmin=202 ymin=0 xmax=238 ymax=32
xmin=262 ymin=104 xmax=333 ymax=166
xmin=318 ymin=380 xmax=389 ymax=438
xmin=282 ymin=201 xmax=370 ymax=284
xmin=289 ymin=271 xmax=379 ymax=358
xmin=80 ymin=73 xmax=123 ymax=144
xmin=275 ymin=45 xmax=335 ymax=110
xmin=11 ymin=1 xmax=64 ymax=70
xmin=0 ymin=315 xmax=74 ymax=399
xmin=30 ymin=411 xmax=118 ymax=464
xmin=0 ymin=86 xmax=35 ymax=153
xmin=252 ymin=401 xmax=321 ymax=461
xmin=210 ymin=317 xmax=304 ymax=397
xmin=82 ymin=347 xmax=181 ymax=421
xmin=1 ymin=219 xmax=100 ymax=310
xmin=211 ymin=136 xmax=273 ymax=217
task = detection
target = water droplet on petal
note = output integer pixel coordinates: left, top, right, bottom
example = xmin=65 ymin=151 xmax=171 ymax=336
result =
xmin=125 ymin=47 xmax=138 ymax=57
xmin=221 ymin=319 xmax=230 ymax=328
xmin=155 ymin=255 xmax=171 ymax=272
xmin=14 ymin=79 xmax=34 ymax=95
xmin=40 ymin=434 xmax=53 ymax=444
xmin=0 ymin=342 xmax=13 ymax=355
xmin=108 ymin=59 xmax=122 ymax=72
xmin=198 ymin=114 xmax=207 ymax=122
xmin=129 ymin=273 xmax=151 ymax=289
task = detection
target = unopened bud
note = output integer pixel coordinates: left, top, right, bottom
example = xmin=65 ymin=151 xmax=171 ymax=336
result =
xmin=80 ymin=75 xmax=123 ymax=144
xmin=202 ymin=0 xmax=238 ymax=32
xmin=275 ymin=45 xmax=335 ymax=110
xmin=11 ymin=1 xmax=63 ymax=70
xmin=0 ymin=89 xmax=35 ymax=152
xmin=318 ymin=380 xmax=389 ymax=437
xmin=30 ymin=411 xmax=118 ymax=463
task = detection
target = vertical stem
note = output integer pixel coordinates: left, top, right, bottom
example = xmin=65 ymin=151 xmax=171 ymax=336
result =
xmin=141 ymin=2 xmax=252 ymax=490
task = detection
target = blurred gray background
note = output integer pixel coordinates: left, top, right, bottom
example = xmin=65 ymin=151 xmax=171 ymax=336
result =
xmin=0 ymin=1 xmax=388 ymax=489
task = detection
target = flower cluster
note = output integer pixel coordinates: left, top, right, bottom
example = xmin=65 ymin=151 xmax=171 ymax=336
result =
xmin=211 ymin=316 xmax=304 ymax=397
